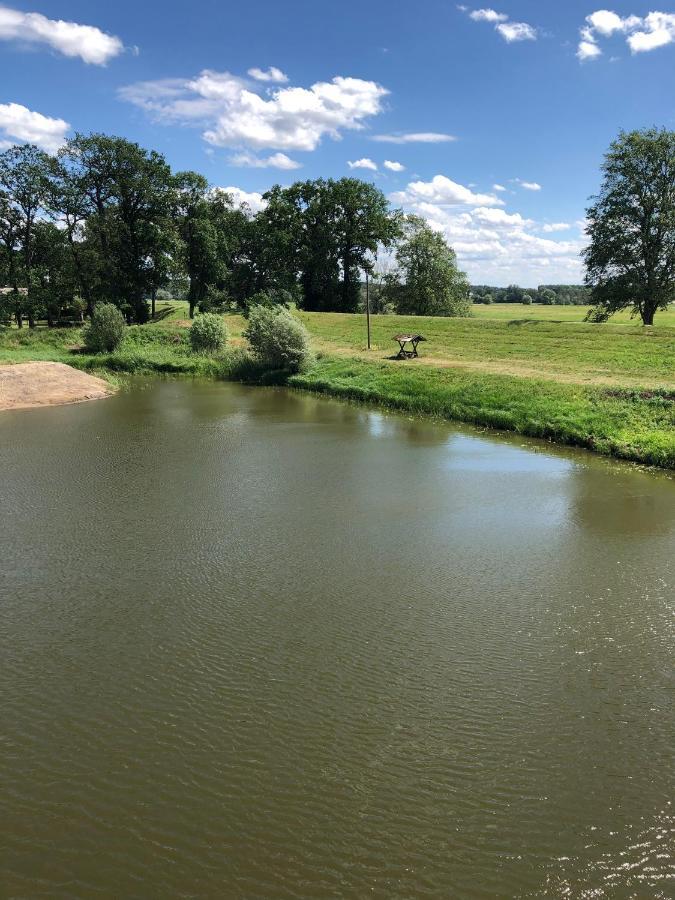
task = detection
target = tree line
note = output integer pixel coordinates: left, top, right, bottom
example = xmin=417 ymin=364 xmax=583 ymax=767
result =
xmin=471 ymin=284 xmax=591 ymax=306
xmin=0 ymin=134 xmax=470 ymax=328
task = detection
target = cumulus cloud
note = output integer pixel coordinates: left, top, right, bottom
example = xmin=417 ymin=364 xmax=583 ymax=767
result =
xmin=229 ymin=151 xmax=301 ymax=169
xmin=391 ymin=174 xmax=504 ymax=207
xmin=0 ymin=102 xmax=70 ymax=152
xmin=0 ymin=5 xmax=123 ymax=65
xmin=371 ymin=132 xmax=456 ymax=144
xmin=493 ymin=183 xmax=507 ymax=191
xmin=496 ymin=22 xmax=537 ymax=42
xmin=578 ymin=10 xmax=675 ymax=60
xmin=348 ymin=157 xmax=377 ymax=170
xmin=384 ymin=160 xmax=405 ymax=172
xmin=247 ymin=66 xmax=288 ymax=83
xmin=120 ymin=71 xmax=388 ymax=152
xmin=519 ymin=180 xmax=541 ymax=191
xmin=463 ymin=7 xmax=537 ymax=43
xmin=469 ymin=9 xmax=507 ymax=23
xmin=542 ymin=222 xmax=571 ymax=233
xmin=214 ymin=186 xmax=267 ymax=214
xmin=390 ymin=172 xmax=585 ymax=283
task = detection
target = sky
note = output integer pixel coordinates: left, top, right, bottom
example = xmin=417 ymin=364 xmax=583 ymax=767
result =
xmin=1 ymin=2 xmax=675 ymax=285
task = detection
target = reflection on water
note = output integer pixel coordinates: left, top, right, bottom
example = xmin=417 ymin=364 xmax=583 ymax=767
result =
xmin=1 ymin=379 xmax=673 ymax=898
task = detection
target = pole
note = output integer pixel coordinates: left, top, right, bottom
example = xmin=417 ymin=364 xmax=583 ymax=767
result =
xmin=366 ymin=269 xmax=371 ymax=350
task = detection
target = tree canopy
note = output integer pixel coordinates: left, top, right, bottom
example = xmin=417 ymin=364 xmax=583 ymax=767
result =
xmin=384 ymin=216 xmax=471 ymax=317
xmin=584 ymin=128 xmax=675 ymax=325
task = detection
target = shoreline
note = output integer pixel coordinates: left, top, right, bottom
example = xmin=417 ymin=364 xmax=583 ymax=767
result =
xmin=2 ymin=318 xmax=673 ymax=469
xmin=0 ymin=361 xmax=115 ymax=411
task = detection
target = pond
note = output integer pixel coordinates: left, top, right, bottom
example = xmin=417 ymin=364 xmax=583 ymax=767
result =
xmin=1 ymin=380 xmax=673 ymax=898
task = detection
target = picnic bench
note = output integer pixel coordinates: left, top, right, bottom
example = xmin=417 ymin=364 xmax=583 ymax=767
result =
xmin=393 ymin=333 xmax=427 ymax=359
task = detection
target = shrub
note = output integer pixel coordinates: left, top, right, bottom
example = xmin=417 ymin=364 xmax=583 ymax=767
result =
xmin=189 ymin=313 xmax=227 ymax=353
xmin=241 ymin=289 xmax=293 ymax=317
xmin=244 ymin=305 xmax=314 ymax=373
xmin=83 ymin=303 xmax=126 ymax=353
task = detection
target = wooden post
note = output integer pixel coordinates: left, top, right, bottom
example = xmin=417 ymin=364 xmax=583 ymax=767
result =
xmin=366 ymin=269 xmax=371 ymax=350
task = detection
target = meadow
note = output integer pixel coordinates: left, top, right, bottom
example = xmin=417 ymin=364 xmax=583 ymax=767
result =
xmin=2 ymin=301 xmax=674 ymax=468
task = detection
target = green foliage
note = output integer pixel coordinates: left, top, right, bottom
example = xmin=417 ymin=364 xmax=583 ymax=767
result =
xmin=386 ymin=216 xmax=471 ymax=316
xmin=240 ymin=289 xmax=293 ymax=317
xmin=244 ymin=305 xmax=314 ymax=372
xmin=83 ymin=303 xmax=126 ymax=352
xmin=189 ymin=312 xmax=227 ymax=353
xmin=260 ymin=178 xmax=400 ymax=313
xmin=584 ymin=128 xmax=675 ymax=325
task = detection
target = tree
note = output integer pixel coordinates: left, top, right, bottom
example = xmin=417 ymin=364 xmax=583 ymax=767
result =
xmin=31 ymin=221 xmax=80 ymax=326
xmin=173 ymin=173 xmax=234 ymax=318
xmin=57 ymin=134 xmax=174 ymax=322
xmin=255 ymin=178 xmax=399 ymax=313
xmin=384 ymin=216 xmax=471 ymax=316
xmin=539 ymin=288 xmax=556 ymax=305
xmin=0 ymin=144 xmax=51 ymax=327
xmin=504 ymin=284 xmax=524 ymax=304
xmin=584 ymin=128 xmax=675 ymax=325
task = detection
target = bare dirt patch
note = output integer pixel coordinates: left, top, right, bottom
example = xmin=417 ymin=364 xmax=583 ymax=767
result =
xmin=0 ymin=362 xmax=114 ymax=411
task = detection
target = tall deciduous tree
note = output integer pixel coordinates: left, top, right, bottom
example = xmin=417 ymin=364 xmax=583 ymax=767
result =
xmin=385 ymin=216 xmax=471 ymax=317
xmin=258 ymin=178 xmax=399 ymax=312
xmin=57 ymin=134 xmax=174 ymax=322
xmin=0 ymin=144 xmax=51 ymax=327
xmin=584 ymin=128 xmax=675 ymax=325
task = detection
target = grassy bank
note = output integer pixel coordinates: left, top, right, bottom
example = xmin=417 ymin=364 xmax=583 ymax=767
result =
xmin=2 ymin=307 xmax=675 ymax=469
xmin=290 ymin=356 xmax=675 ymax=468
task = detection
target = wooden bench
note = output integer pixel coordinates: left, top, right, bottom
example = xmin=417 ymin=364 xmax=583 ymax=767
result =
xmin=393 ymin=333 xmax=426 ymax=359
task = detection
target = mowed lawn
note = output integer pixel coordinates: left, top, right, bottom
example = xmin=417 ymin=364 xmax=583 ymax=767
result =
xmin=152 ymin=300 xmax=675 ymax=389
xmin=296 ymin=310 xmax=675 ymax=389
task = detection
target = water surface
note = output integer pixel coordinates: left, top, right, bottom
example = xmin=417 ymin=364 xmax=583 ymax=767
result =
xmin=1 ymin=380 xmax=673 ymax=898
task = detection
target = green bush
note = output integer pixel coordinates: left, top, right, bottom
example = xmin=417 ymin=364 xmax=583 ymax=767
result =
xmin=241 ymin=289 xmax=294 ymax=317
xmin=83 ymin=303 xmax=126 ymax=353
xmin=189 ymin=313 xmax=227 ymax=353
xmin=244 ymin=305 xmax=314 ymax=373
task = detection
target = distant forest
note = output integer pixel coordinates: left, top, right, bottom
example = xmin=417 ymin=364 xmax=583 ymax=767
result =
xmin=470 ymin=284 xmax=591 ymax=306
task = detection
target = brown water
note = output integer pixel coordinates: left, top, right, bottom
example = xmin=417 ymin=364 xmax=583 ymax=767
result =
xmin=1 ymin=380 xmax=673 ymax=899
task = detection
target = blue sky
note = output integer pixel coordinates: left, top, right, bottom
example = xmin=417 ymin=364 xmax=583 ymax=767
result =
xmin=1 ymin=2 xmax=675 ymax=285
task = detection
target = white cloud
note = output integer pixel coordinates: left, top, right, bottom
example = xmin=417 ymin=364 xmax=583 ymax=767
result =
xmin=542 ymin=222 xmax=571 ymax=232
xmin=384 ymin=159 xmax=405 ymax=172
xmin=214 ymin=186 xmax=267 ymax=214
xmin=390 ymin=170 xmax=585 ymax=283
xmin=469 ymin=9 xmax=508 ymax=23
xmin=496 ymin=22 xmax=537 ymax=42
xmin=391 ymin=174 xmax=504 ymax=207
xmin=229 ymin=151 xmax=301 ymax=169
xmin=0 ymin=102 xmax=70 ymax=152
xmin=519 ymin=180 xmax=541 ymax=191
xmin=463 ymin=7 xmax=537 ymax=43
xmin=492 ymin=183 xmax=506 ymax=191
xmin=348 ymin=157 xmax=377 ymax=170
xmin=472 ymin=207 xmax=533 ymax=227
xmin=578 ymin=10 xmax=675 ymax=60
xmin=371 ymin=132 xmax=456 ymax=144
xmin=247 ymin=66 xmax=289 ymax=83
xmin=577 ymin=40 xmax=602 ymax=60
xmin=629 ymin=13 xmax=675 ymax=52
xmin=0 ymin=6 xmax=123 ymax=65
xmin=121 ymin=71 xmax=388 ymax=152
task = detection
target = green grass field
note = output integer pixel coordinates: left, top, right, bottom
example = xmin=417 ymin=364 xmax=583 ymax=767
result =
xmin=2 ymin=301 xmax=675 ymax=468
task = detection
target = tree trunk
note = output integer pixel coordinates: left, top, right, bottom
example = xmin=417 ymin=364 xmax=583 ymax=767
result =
xmin=151 ymin=287 xmax=156 ymax=320
xmin=641 ymin=302 xmax=656 ymax=325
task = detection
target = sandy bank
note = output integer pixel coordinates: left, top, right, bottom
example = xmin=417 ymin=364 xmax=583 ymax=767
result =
xmin=0 ymin=361 xmax=114 ymax=411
